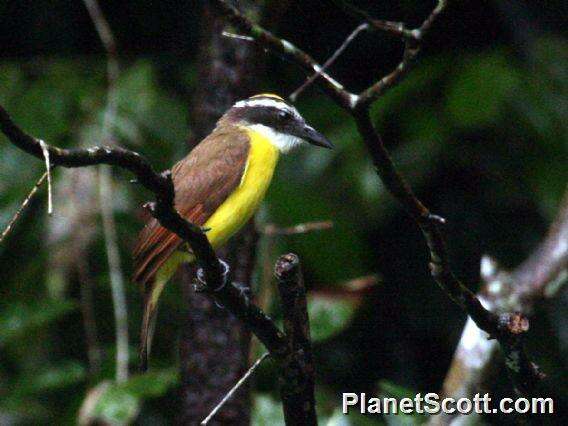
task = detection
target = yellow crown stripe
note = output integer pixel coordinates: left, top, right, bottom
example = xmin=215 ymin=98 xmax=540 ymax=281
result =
xmin=251 ymin=93 xmax=283 ymax=100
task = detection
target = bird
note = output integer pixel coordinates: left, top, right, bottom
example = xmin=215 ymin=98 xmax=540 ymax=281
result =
xmin=132 ymin=93 xmax=333 ymax=370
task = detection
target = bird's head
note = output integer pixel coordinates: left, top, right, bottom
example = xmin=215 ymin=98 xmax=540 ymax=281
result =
xmin=219 ymin=93 xmax=334 ymax=153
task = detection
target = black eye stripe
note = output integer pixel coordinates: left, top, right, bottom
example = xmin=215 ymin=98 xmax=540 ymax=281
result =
xmin=240 ymin=106 xmax=297 ymax=127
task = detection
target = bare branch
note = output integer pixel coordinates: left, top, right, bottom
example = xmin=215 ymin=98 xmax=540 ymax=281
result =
xmin=433 ymin=191 xmax=568 ymax=423
xmin=78 ymin=256 xmax=103 ymax=376
xmin=83 ymin=0 xmax=128 ymax=382
xmin=221 ymin=31 xmax=254 ymax=41
xmin=353 ymin=112 xmax=490 ymax=322
xmin=354 ymin=110 xmax=542 ymax=394
xmin=511 ymin=186 xmax=568 ymax=301
xmin=38 ymin=140 xmax=53 ymax=215
xmin=201 ymin=353 xmax=270 ymax=425
xmin=275 ymin=254 xmax=317 ymax=426
xmin=98 ymin=169 xmax=129 ymax=382
xmin=0 ymin=172 xmax=47 ymax=244
xmin=213 ymin=0 xmax=544 ymax=395
xmin=214 ymin=0 xmax=448 ymax=110
xmin=330 ymin=0 xmax=414 ymax=39
xmin=334 ymin=0 xmax=447 ymax=41
xmin=357 ymin=0 xmax=448 ymax=108
xmin=260 ymin=220 xmax=333 ymax=236
xmin=0 ymin=103 xmax=289 ymax=358
xmin=211 ymin=0 xmax=359 ymax=110
xmin=289 ymin=23 xmax=369 ymax=102
xmin=0 ymin=104 xmax=174 ymax=198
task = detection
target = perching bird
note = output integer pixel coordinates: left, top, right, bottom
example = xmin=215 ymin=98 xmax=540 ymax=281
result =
xmin=132 ymin=93 xmax=333 ymax=370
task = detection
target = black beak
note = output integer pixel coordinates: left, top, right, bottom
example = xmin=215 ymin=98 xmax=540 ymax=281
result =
xmin=299 ymin=125 xmax=334 ymax=149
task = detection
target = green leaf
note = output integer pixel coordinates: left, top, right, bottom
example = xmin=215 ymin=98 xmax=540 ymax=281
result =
xmin=378 ymin=381 xmax=417 ymax=400
xmin=252 ymin=395 xmax=285 ymax=426
xmin=0 ymin=300 xmax=76 ymax=345
xmin=82 ymin=370 xmax=178 ymax=425
xmin=378 ymin=381 xmax=424 ymax=426
xmin=116 ymin=61 xmax=157 ymax=122
xmin=383 ymin=414 xmax=421 ymax=426
xmin=92 ymin=382 xmax=140 ymax=425
xmin=446 ymin=53 xmax=521 ymax=127
xmin=370 ymin=56 xmax=449 ymax=118
xmin=0 ymin=63 xmax=23 ymax=104
xmin=0 ymin=398 xmax=50 ymax=423
xmin=10 ymin=81 xmax=71 ymax=142
xmin=325 ymin=407 xmax=383 ymax=425
xmin=308 ymin=296 xmax=357 ymax=342
xmin=12 ymin=361 xmax=86 ymax=396
xmin=115 ymin=369 xmax=179 ymax=398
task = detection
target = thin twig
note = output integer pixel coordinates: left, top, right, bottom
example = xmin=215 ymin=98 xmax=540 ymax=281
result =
xmin=357 ymin=0 xmax=448 ymax=107
xmin=330 ymin=0 xmax=414 ymax=39
xmin=211 ymin=0 xmax=359 ymax=109
xmin=82 ymin=0 xmax=128 ymax=383
xmin=221 ymin=31 xmax=254 ymax=41
xmin=0 ymin=103 xmax=289 ymax=358
xmin=0 ymin=172 xmax=47 ymax=244
xmin=98 ymin=171 xmax=129 ymax=382
xmin=213 ymin=0 xmax=544 ymax=396
xmin=260 ymin=220 xmax=333 ymax=236
xmin=38 ymin=139 xmax=53 ymax=215
xmin=433 ymin=190 xmax=568 ymax=424
xmin=78 ymin=256 xmax=103 ymax=375
xmin=289 ymin=23 xmax=369 ymax=102
xmin=201 ymin=352 xmax=270 ymax=425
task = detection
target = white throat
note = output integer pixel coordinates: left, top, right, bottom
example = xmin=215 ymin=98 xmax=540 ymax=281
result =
xmin=248 ymin=124 xmax=304 ymax=153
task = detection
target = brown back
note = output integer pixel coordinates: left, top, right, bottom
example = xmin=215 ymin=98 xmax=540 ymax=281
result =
xmin=132 ymin=125 xmax=250 ymax=287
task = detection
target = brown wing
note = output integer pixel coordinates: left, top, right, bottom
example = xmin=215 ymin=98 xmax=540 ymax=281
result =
xmin=132 ymin=126 xmax=250 ymax=287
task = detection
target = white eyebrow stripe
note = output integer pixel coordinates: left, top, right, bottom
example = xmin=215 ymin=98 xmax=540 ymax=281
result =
xmin=234 ymin=98 xmax=290 ymax=110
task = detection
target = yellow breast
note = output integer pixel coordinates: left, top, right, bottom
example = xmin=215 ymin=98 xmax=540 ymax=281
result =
xmin=154 ymin=127 xmax=279 ymax=299
xmin=203 ymin=127 xmax=280 ymax=249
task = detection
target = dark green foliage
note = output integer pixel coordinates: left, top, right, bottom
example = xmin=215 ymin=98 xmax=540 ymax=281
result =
xmin=0 ymin=5 xmax=566 ymax=424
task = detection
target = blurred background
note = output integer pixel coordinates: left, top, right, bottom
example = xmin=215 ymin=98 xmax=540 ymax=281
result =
xmin=0 ymin=0 xmax=566 ymax=424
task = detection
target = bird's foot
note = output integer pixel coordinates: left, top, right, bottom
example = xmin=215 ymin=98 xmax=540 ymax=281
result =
xmin=232 ymin=281 xmax=252 ymax=299
xmin=195 ymin=259 xmax=230 ymax=292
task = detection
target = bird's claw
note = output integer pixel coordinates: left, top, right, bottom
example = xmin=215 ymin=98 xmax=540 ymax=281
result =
xmin=196 ymin=259 xmax=230 ymax=292
xmin=233 ymin=281 xmax=252 ymax=300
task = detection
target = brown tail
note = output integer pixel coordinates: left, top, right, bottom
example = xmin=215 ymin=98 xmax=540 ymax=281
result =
xmin=139 ymin=277 xmax=167 ymax=372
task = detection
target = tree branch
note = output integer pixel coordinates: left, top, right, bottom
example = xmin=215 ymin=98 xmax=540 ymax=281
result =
xmin=82 ymin=0 xmax=129 ymax=383
xmin=432 ymin=191 xmax=568 ymax=424
xmin=275 ymin=254 xmax=317 ymax=426
xmin=260 ymin=220 xmax=333 ymax=237
xmin=180 ymin=1 xmax=271 ymax=422
xmin=357 ymin=0 xmax=448 ymax=108
xmin=289 ymin=23 xmax=369 ymax=102
xmin=212 ymin=0 xmax=545 ymax=396
xmin=210 ymin=0 xmax=358 ymax=110
xmin=0 ymin=104 xmax=290 ymax=359
xmin=511 ymin=187 xmax=568 ymax=302
xmin=330 ymin=0 xmax=414 ymax=39
xmin=0 ymin=172 xmax=47 ymax=244
xmin=201 ymin=352 xmax=270 ymax=425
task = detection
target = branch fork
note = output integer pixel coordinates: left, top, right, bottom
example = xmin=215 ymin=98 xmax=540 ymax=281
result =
xmin=211 ymin=0 xmax=546 ymax=397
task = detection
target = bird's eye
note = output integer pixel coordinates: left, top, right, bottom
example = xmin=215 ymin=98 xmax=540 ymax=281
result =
xmin=278 ymin=110 xmax=292 ymax=121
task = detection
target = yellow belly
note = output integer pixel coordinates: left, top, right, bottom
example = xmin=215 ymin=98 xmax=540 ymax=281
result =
xmin=204 ymin=127 xmax=279 ymax=248
xmin=154 ymin=128 xmax=278 ymax=302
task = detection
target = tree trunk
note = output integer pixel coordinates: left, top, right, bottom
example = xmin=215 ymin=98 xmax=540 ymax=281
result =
xmin=178 ymin=1 xmax=266 ymax=424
